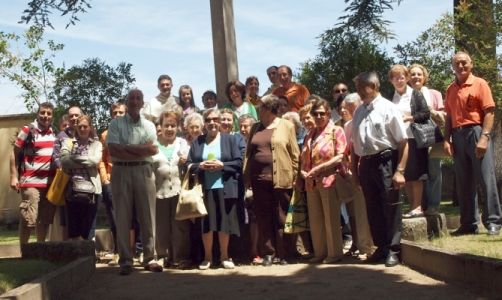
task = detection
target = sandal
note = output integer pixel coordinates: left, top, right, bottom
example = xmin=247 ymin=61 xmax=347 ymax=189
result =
xmin=252 ymin=256 xmax=263 ymax=265
xmin=403 ymin=210 xmax=424 ymax=218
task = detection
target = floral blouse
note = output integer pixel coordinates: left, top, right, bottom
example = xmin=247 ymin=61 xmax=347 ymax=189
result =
xmin=301 ymin=120 xmax=347 ymax=191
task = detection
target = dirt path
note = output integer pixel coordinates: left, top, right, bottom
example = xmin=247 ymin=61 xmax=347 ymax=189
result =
xmin=70 ymin=258 xmax=487 ymax=300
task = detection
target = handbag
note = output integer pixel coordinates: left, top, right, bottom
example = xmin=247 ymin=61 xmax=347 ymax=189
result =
xmin=334 ymin=173 xmax=357 ymax=204
xmin=410 ymin=118 xmax=444 ymax=149
xmin=69 ymin=177 xmax=96 ymax=204
xmin=284 ymin=190 xmax=309 ymax=234
xmin=175 ymin=164 xmax=207 ymax=220
xmin=46 ymin=168 xmax=70 ymax=206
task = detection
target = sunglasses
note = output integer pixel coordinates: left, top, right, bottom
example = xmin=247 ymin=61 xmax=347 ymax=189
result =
xmin=205 ymin=117 xmax=220 ymax=123
xmin=333 ymin=88 xmax=347 ymax=94
xmin=312 ymin=111 xmax=327 ymax=117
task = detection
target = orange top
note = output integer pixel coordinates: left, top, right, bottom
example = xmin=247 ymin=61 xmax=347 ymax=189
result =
xmin=98 ymin=129 xmax=112 ymax=183
xmin=445 ymin=74 xmax=495 ymax=128
xmin=273 ymin=83 xmax=310 ymax=112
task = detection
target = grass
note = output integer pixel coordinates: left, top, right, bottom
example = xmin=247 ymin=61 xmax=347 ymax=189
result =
xmin=0 ymin=258 xmax=60 ymax=294
xmin=0 ymin=227 xmax=35 ymax=245
xmin=418 ymin=228 xmax=502 ymax=260
xmin=401 ymin=198 xmax=460 ymax=217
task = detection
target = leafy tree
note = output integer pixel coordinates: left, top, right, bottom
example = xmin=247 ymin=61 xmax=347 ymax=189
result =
xmin=53 ymin=58 xmax=135 ymax=132
xmin=20 ymin=0 xmax=91 ymax=29
xmin=297 ymin=31 xmax=395 ymax=101
xmin=394 ymin=13 xmax=455 ymax=94
xmin=0 ymin=25 xmax=64 ymax=111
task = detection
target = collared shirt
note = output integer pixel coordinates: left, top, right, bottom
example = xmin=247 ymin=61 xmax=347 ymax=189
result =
xmin=273 ymin=83 xmax=311 ymax=112
xmin=15 ymin=120 xmax=56 ymax=188
xmin=106 ymin=114 xmax=157 ymax=163
xmin=352 ymin=94 xmax=408 ymax=157
xmin=445 ymin=74 xmax=495 ymax=128
xmin=392 ymin=85 xmax=413 ymax=137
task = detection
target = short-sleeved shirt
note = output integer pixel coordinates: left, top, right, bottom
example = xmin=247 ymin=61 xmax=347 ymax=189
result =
xmin=445 ymin=74 xmax=495 ymax=128
xmin=106 ymin=114 xmax=157 ymax=163
xmin=352 ymin=94 xmax=408 ymax=157
xmin=392 ymin=85 xmax=413 ymax=137
xmin=202 ymin=135 xmax=223 ymax=190
xmin=142 ymin=94 xmax=181 ymax=123
xmin=273 ymin=83 xmax=311 ymax=112
xmin=15 ymin=120 xmax=56 ymax=188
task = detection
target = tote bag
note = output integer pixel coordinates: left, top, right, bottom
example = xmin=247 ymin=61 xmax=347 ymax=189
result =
xmin=175 ymin=165 xmax=207 ymax=220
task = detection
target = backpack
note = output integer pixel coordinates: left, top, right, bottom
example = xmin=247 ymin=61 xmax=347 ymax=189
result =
xmin=16 ymin=123 xmax=37 ymax=178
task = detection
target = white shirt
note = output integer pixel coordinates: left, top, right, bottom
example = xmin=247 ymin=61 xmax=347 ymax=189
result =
xmin=352 ymin=94 xmax=408 ymax=157
xmin=392 ymin=85 xmax=413 ymax=137
xmin=142 ymin=94 xmax=180 ymax=123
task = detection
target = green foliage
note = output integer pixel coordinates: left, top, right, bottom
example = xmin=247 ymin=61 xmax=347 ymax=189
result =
xmin=394 ymin=13 xmax=455 ymax=94
xmin=336 ymin=0 xmax=402 ymax=42
xmin=0 ymin=26 xmax=64 ymax=111
xmin=53 ymin=58 xmax=135 ymax=132
xmin=20 ymin=0 xmax=91 ymax=29
xmin=297 ymin=31 xmax=395 ymax=100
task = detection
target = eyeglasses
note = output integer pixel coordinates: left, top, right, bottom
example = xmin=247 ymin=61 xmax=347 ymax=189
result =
xmin=204 ymin=117 xmax=220 ymax=123
xmin=333 ymin=88 xmax=347 ymax=94
xmin=312 ymin=111 xmax=327 ymax=117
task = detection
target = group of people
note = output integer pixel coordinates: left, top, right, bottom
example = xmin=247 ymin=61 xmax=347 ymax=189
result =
xmin=9 ymin=52 xmax=501 ymax=276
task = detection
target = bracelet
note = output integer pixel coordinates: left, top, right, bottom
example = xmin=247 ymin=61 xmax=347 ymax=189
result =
xmin=396 ymin=167 xmax=405 ymax=175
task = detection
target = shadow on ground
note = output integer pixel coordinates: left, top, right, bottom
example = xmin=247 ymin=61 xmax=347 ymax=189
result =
xmin=69 ymin=256 xmax=488 ymax=300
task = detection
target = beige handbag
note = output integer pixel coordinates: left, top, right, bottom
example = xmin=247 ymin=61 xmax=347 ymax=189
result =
xmin=334 ymin=172 xmax=357 ymax=204
xmin=175 ymin=164 xmax=207 ymax=220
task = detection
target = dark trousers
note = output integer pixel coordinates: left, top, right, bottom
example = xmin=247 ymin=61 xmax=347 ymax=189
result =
xmin=251 ymin=180 xmax=294 ymax=259
xmin=359 ymin=150 xmax=402 ymax=253
xmin=66 ymin=198 xmax=98 ymax=240
xmin=452 ymin=125 xmax=501 ymax=229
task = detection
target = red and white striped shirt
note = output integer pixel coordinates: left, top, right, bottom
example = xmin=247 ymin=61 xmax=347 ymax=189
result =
xmin=15 ymin=120 xmax=56 ymax=188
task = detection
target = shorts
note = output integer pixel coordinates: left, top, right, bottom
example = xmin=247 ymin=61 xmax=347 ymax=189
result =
xmin=19 ymin=187 xmax=57 ymax=227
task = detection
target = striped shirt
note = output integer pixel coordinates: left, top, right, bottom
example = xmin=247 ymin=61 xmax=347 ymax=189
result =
xmin=15 ymin=120 xmax=56 ymax=188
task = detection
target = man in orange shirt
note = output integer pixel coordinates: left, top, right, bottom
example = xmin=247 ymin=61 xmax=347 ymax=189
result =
xmin=444 ymin=52 xmax=501 ymax=236
xmin=273 ymin=65 xmax=310 ymax=112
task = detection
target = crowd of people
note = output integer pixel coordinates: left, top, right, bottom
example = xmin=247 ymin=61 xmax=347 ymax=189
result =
xmin=9 ymin=52 xmax=501 ymax=276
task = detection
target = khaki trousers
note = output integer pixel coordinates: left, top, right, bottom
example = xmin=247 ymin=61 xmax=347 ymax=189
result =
xmin=111 ymin=164 xmax=156 ymax=267
xmin=306 ymin=185 xmax=343 ymax=259
xmin=345 ymin=188 xmax=374 ymax=255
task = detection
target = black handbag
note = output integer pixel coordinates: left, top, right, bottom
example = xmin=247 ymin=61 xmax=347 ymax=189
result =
xmin=410 ymin=118 xmax=444 ymax=149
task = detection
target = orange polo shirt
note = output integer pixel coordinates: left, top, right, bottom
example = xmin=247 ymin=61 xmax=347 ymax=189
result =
xmin=273 ymin=83 xmax=310 ymax=112
xmin=445 ymin=74 xmax=495 ymax=129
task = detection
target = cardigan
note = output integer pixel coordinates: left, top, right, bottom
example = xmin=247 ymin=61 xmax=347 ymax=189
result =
xmin=243 ymin=118 xmax=300 ymax=189
xmin=187 ymin=133 xmax=242 ymax=199
xmin=61 ymin=138 xmax=103 ymax=194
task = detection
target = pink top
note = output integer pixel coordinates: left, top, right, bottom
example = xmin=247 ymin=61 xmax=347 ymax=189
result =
xmin=301 ymin=120 xmax=346 ymax=191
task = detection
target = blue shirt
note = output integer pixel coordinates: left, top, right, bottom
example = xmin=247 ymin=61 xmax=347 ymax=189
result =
xmin=202 ymin=136 xmax=223 ymax=190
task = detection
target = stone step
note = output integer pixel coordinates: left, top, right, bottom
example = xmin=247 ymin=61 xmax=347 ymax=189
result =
xmin=402 ymin=213 xmax=449 ymax=241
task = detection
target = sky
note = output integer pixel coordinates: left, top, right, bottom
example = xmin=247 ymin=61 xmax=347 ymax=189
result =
xmin=0 ymin=0 xmax=452 ymax=115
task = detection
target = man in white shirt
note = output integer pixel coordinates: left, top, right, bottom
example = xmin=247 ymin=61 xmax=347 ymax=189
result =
xmin=350 ymin=72 xmax=408 ymax=267
xmin=142 ymin=74 xmax=181 ymax=123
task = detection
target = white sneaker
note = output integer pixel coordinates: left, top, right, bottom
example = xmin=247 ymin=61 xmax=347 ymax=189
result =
xmin=222 ymin=259 xmax=235 ymax=269
xmin=199 ymin=260 xmax=211 ymax=270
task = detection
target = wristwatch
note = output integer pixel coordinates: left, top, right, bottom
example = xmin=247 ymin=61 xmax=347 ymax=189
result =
xmin=482 ymin=132 xmax=491 ymax=139
xmin=396 ymin=167 xmax=405 ymax=175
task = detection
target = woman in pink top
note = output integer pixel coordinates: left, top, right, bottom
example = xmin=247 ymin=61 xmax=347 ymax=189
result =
xmin=300 ymin=96 xmax=346 ymax=264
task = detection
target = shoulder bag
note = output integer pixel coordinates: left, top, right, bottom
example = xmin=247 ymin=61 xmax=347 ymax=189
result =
xmin=175 ymin=164 xmax=207 ymax=220
xmin=410 ymin=118 xmax=444 ymax=149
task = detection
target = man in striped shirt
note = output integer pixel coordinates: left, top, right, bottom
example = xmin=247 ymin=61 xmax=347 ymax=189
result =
xmin=10 ymin=102 xmax=57 ymax=244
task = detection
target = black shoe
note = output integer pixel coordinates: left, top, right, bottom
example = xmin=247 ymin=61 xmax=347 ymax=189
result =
xmin=119 ymin=265 xmax=133 ymax=276
xmin=279 ymin=259 xmax=288 ymax=266
xmin=365 ymin=248 xmax=387 ymax=264
xmin=487 ymin=225 xmax=501 ymax=236
xmin=262 ymin=255 xmax=273 ymax=267
xmin=450 ymin=227 xmax=479 ymax=236
xmin=385 ymin=251 xmax=400 ymax=267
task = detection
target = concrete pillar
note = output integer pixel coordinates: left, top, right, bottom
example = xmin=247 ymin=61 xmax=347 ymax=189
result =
xmin=210 ymin=0 xmax=239 ymax=106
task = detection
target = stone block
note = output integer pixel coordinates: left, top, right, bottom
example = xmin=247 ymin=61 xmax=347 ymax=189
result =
xmin=402 ymin=214 xmax=448 ymax=241
xmin=21 ymin=241 xmax=95 ymax=263
xmin=445 ymin=215 xmax=460 ymax=230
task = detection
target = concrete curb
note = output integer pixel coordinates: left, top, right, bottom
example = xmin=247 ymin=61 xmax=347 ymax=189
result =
xmin=0 ymin=256 xmax=95 ymax=300
xmin=401 ymin=240 xmax=502 ymax=297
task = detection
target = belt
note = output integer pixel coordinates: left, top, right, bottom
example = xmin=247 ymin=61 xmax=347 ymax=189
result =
xmin=452 ymin=124 xmax=480 ymax=132
xmin=114 ymin=161 xmax=150 ymax=166
xmin=361 ymin=149 xmax=393 ymax=161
